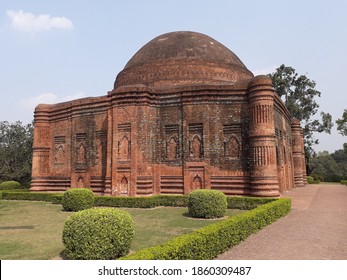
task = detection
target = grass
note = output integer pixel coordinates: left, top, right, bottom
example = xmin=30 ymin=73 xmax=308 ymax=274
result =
xmin=0 ymin=200 xmax=72 ymax=260
xmin=0 ymin=200 xmax=244 ymax=259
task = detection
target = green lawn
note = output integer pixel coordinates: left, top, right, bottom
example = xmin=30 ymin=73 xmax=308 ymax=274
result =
xmin=0 ymin=200 xmax=244 ymax=259
xmin=0 ymin=200 xmax=72 ymax=260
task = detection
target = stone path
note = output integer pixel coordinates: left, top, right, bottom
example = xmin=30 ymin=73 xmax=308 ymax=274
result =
xmin=216 ymin=183 xmax=347 ymax=260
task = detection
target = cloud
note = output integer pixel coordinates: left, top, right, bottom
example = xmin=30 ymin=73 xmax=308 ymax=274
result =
xmin=17 ymin=92 xmax=86 ymax=111
xmin=6 ymin=10 xmax=73 ymax=33
xmin=252 ymin=65 xmax=277 ymax=76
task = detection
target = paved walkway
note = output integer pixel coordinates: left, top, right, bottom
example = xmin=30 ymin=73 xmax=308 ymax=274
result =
xmin=216 ymin=183 xmax=347 ymax=260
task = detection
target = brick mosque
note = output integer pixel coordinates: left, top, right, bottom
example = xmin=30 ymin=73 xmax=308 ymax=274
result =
xmin=31 ymin=31 xmax=306 ymax=197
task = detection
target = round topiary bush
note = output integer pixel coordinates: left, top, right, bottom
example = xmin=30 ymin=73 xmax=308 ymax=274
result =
xmin=62 ymin=188 xmax=94 ymax=212
xmin=0 ymin=181 xmax=21 ymax=190
xmin=62 ymin=208 xmax=134 ymax=259
xmin=188 ymin=189 xmax=227 ymax=219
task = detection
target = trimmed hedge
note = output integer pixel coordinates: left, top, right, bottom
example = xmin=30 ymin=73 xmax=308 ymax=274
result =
xmin=63 ymin=208 xmax=134 ymax=260
xmin=94 ymin=195 xmax=189 ymax=208
xmin=94 ymin=196 xmax=157 ymax=208
xmin=120 ymin=198 xmax=291 ymax=260
xmin=0 ymin=191 xmax=63 ymax=202
xmin=62 ymin=188 xmax=94 ymax=212
xmin=1 ymin=191 xmax=275 ymax=210
xmin=188 ymin=189 xmax=227 ymax=219
xmin=155 ymin=195 xmax=188 ymax=207
xmin=95 ymin=195 xmax=274 ymax=210
xmin=0 ymin=181 xmax=21 ymax=190
xmin=226 ymin=196 xmax=275 ymax=210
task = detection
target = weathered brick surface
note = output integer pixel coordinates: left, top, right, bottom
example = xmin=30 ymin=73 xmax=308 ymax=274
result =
xmin=216 ymin=183 xmax=347 ymax=259
xmin=31 ymin=31 xmax=306 ymax=197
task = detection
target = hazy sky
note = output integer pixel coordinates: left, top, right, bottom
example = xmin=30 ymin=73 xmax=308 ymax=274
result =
xmin=0 ymin=0 xmax=346 ymax=152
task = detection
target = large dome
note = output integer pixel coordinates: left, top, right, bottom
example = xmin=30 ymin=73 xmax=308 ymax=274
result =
xmin=114 ymin=31 xmax=253 ymax=89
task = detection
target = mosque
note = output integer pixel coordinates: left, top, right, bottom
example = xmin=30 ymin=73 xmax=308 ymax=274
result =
xmin=30 ymin=31 xmax=306 ymax=197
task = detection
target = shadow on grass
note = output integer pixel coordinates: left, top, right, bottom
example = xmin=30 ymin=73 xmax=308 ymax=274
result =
xmin=0 ymin=225 xmax=35 ymax=230
xmin=182 ymin=212 xmax=191 ymax=218
xmin=181 ymin=212 xmax=228 ymax=220
xmin=53 ymin=250 xmax=68 ymax=260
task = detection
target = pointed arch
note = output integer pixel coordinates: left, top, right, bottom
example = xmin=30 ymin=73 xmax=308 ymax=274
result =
xmin=77 ymin=143 xmax=86 ymax=163
xmin=191 ymin=135 xmax=202 ymax=159
xmin=77 ymin=176 xmax=84 ymax=188
xmin=120 ymin=176 xmax=128 ymax=194
xmin=192 ymin=174 xmax=202 ymax=190
xmin=225 ymin=135 xmax=240 ymax=158
xmin=167 ymin=135 xmax=178 ymax=160
xmin=119 ymin=135 xmax=130 ymax=160
xmin=55 ymin=144 xmax=65 ymax=163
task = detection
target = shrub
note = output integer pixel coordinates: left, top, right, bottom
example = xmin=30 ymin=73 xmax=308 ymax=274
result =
xmin=94 ymin=195 xmax=189 ymax=208
xmin=1 ymin=190 xmax=278 ymax=211
xmin=62 ymin=188 xmax=94 ymax=212
xmin=311 ymin=173 xmax=324 ymax=182
xmin=1 ymin=191 xmax=62 ymax=202
xmin=321 ymin=173 xmax=345 ymax=182
xmin=226 ymin=196 xmax=275 ymax=210
xmin=188 ymin=189 xmax=227 ymax=219
xmin=155 ymin=195 xmax=188 ymax=207
xmin=94 ymin=196 xmax=158 ymax=208
xmin=121 ymin=198 xmax=291 ymax=260
xmin=341 ymin=180 xmax=347 ymax=186
xmin=307 ymin=176 xmax=315 ymax=184
xmin=63 ymin=208 xmax=134 ymax=260
xmin=0 ymin=181 xmax=21 ymax=190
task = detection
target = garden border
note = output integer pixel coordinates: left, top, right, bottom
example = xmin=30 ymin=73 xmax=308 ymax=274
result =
xmin=0 ymin=191 xmax=290 ymax=260
xmin=120 ymin=198 xmax=291 ymax=260
xmin=0 ymin=191 xmax=276 ymax=210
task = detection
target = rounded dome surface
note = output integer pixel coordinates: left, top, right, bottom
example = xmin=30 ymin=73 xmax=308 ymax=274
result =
xmin=114 ymin=31 xmax=253 ymax=89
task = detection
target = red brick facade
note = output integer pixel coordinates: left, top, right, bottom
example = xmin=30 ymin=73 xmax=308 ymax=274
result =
xmin=30 ymin=31 xmax=306 ymax=197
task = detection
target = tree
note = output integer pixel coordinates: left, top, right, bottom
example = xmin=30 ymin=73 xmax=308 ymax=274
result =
xmin=310 ymin=148 xmax=347 ymax=181
xmin=0 ymin=121 xmax=33 ymax=185
xmin=268 ymin=64 xmax=333 ymax=159
xmin=336 ymin=109 xmax=347 ymax=136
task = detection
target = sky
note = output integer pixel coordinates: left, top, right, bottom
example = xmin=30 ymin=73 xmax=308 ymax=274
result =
xmin=0 ymin=0 xmax=346 ymax=153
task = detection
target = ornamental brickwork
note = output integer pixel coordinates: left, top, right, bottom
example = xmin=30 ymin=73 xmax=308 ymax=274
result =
xmin=31 ymin=31 xmax=306 ymax=197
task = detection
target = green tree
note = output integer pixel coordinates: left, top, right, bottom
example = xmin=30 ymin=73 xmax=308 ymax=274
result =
xmin=268 ymin=64 xmax=333 ymax=159
xmin=336 ymin=109 xmax=347 ymax=136
xmin=0 ymin=121 xmax=33 ymax=185
xmin=310 ymin=149 xmax=347 ymax=181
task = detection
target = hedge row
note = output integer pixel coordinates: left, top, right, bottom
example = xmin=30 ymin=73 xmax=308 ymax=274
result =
xmin=94 ymin=195 xmax=274 ymax=210
xmin=226 ymin=196 xmax=275 ymax=210
xmin=94 ymin=195 xmax=189 ymax=208
xmin=120 ymin=198 xmax=291 ymax=260
xmin=1 ymin=191 xmax=275 ymax=210
xmin=0 ymin=191 xmax=63 ymax=203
